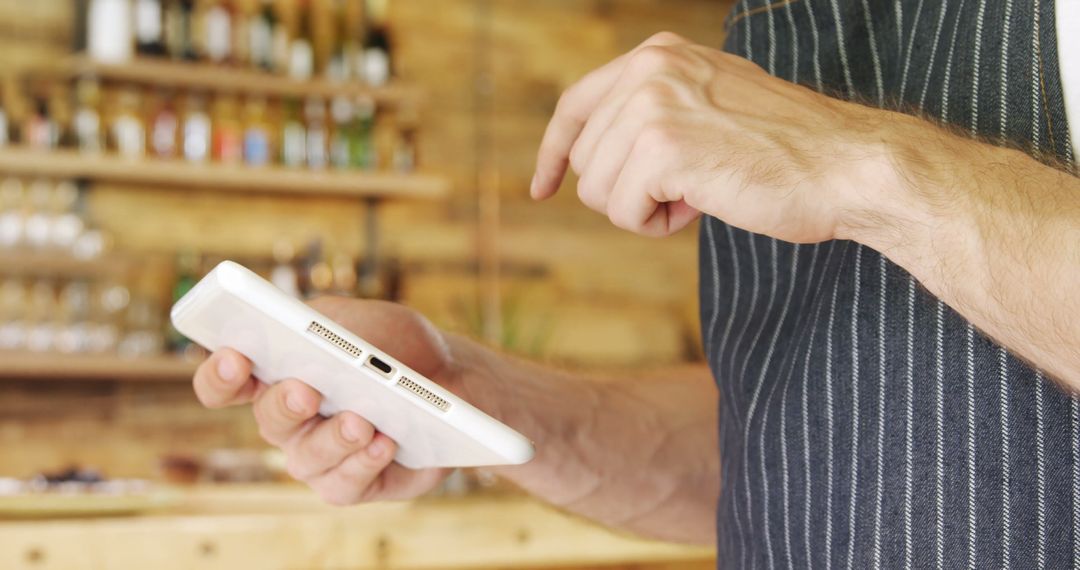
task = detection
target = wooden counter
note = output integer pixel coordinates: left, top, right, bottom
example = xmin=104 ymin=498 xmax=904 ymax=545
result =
xmin=0 ymin=485 xmax=714 ymax=570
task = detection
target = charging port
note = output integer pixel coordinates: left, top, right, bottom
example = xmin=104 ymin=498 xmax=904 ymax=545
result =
xmin=366 ymin=355 xmax=394 ymax=377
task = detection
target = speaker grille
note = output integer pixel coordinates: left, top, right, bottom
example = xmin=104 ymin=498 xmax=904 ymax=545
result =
xmin=396 ymin=376 xmax=451 ymax=412
xmin=307 ymin=321 xmax=362 ymax=359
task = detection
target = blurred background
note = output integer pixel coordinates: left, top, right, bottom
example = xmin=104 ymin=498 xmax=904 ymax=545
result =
xmin=0 ymin=0 xmax=731 ymax=568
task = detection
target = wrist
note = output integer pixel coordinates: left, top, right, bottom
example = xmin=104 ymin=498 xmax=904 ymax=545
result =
xmin=831 ymin=109 xmax=946 ymax=265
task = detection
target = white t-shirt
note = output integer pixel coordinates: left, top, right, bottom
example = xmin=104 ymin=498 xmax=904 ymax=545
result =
xmin=1059 ymin=0 xmax=1080 ymax=150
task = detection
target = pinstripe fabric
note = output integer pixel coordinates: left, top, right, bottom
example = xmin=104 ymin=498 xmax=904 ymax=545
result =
xmin=702 ymin=0 xmax=1077 ymax=567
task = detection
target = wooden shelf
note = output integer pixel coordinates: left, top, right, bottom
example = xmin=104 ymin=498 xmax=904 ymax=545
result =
xmin=32 ymin=56 xmax=419 ymax=106
xmin=0 ymin=148 xmax=449 ymax=199
xmin=0 ymin=489 xmax=714 ymax=569
xmin=0 ymin=251 xmax=133 ymax=278
xmin=0 ymin=352 xmax=200 ymax=382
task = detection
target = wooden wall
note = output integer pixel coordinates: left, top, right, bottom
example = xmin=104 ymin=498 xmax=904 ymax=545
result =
xmin=0 ymin=5 xmax=733 ymax=560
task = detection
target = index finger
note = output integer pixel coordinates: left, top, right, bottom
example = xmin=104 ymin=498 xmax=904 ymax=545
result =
xmin=530 ymin=31 xmax=689 ymax=201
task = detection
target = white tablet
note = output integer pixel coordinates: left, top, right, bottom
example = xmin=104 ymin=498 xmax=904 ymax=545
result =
xmin=170 ymin=260 xmax=535 ymax=469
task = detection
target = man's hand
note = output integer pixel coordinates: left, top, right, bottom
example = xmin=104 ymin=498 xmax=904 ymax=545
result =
xmin=190 ymin=296 xmax=720 ymax=544
xmin=192 ymin=297 xmax=456 ymax=505
xmin=531 ymin=31 xmax=890 ymax=242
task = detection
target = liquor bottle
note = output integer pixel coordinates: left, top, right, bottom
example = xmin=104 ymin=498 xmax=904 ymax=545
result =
xmin=111 ymin=89 xmax=146 ymax=158
xmin=268 ymin=0 xmax=289 ymax=73
xmin=88 ymin=0 xmax=133 ymax=63
xmin=182 ymin=93 xmax=211 ymax=162
xmin=329 ymin=96 xmax=353 ymax=169
xmin=50 ymin=88 xmax=78 ymax=149
xmin=211 ymin=95 xmax=243 ymax=163
xmin=360 ymin=0 xmax=391 ymax=86
xmin=73 ymin=77 xmax=104 ymax=154
xmin=242 ymin=97 xmax=271 ymax=166
xmin=280 ymin=98 xmax=307 ymax=167
xmin=167 ymin=250 xmax=200 ymax=352
xmin=326 ymin=0 xmax=351 ymax=81
xmin=165 ymin=0 xmax=198 ymax=60
xmin=203 ymin=0 xmax=232 ymax=64
xmin=0 ymin=90 xmax=9 ymax=148
xmin=351 ymin=96 xmax=376 ymax=169
xmin=0 ymin=178 xmax=25 ymax=250
xmin=393 ymin=121 xmax=417 ymax=173
xmin=24 ymin=98 xmax=58 ymax=150
xmin=271 ymin=238 xmax=301 ymax=298
xmin=23 ymin=179 xmax=53 ymax=250
xmin=304 ymin=97 xmax=327 ymax=170
xmin=289 ymin=1 xmax=315 ymax=80
xmin=134 ymin=0 xmax=167 ymax=56
xmin=150 ymin=91 xmax=179 ymax=158
xmin=231 ymin=0 xmax=250 ymax=67
xmin=247 ymin=0 xmax=276 ymax=70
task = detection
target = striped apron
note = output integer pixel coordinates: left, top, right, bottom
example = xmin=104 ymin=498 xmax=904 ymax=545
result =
xmin=701 ymin=0 xmax=1077 ymax=567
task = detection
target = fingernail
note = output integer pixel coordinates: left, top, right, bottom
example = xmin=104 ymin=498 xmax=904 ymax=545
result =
xmin=367 ymin=439 xmax=386 ymax=459
xmin=216 ymin=356 xmax=237 ymax=383
xmin=286 ymin=392 xmax=307 ymax=415
xmin=341 ymin=417 xmax=362 ymax=442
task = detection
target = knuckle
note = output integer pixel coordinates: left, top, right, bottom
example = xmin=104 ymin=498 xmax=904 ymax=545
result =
xmin=608 ymin=207 xmax=639 ymax=232
xmin=631 ymin=83 xmax=671 ymax=112
xmin=576 ymin=177 xmax=603 ymax=210
xmin=646 ymin=31 xmax=684 ymax=45
xmin=284 ymin=456 xmax=309 ymax=481
xmin=630 ymin=45 xmax=674 ymax=72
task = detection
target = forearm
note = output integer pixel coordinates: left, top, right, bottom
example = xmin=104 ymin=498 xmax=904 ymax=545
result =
xmin=839 ymin=109 xmax=1080 ymax=384
xmin=446 ymin=335 xmax=720 ymax=545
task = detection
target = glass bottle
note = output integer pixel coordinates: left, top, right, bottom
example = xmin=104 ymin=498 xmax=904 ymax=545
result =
xmin=270 ymin=0 xmax=290 ymax=73
xmin=73 ymin=77 xmax=104 ymax=154
xmin=248 ymin=0 xmax=276 ymax=71
xmin=25 ymin=279 xmax=57 ymax=353
xmin=326 ymin=0 xmax=351 ymax=81
xmin=329 ymin=96 xmax=353 ymax=169
xmin=0 ymin=178 xmax=25 ymax=250
xmin=304 ymin=97 xmax=327 ymax=170
xmin=280 ymin=98 xmax=306 ymax=167
xmin=23 ymin=179 xmax=53 ymax=250
xmin=150 ymin=90 xmax=180 ymax=158
xmin=271 ymin=238 xmax=301 ymax=298
xmin=289 ymin=1 xmax=314 ymax=80
xmin=134 ymin=0 xmax=166 ymax=56
xmin=231 ymin=0 xmax=249 ymax=67
xmin=24 ymin=98 xmax=58 ymax=149
xmin=88 ymin=0 xmax=133 ymax=63
xmin=182 ymin=93 xmax=211 ymax=162
xmin=167 ymin=250 xmax=200 ymax=352
xmin=351 ymin=96 xmax=376 ymax=169
xmin=242 ymin=96 xmax=272 ymax=166
xmin=212 ymin=95 xmax=243 ymax=164
xmin=360 ymin=0 xmax=391 ymax=86
xmin=50 ymin=181 xmax=85 ymax=253
xmin=0 ymin=89 xmax=8 ymax=147
xmin=165 ymin=0 xmax=198 ymax=60
xmin=203 ymin=0 xmax=232 ymax=64
xmin=111 ymin=89 xmax=146 ymax=158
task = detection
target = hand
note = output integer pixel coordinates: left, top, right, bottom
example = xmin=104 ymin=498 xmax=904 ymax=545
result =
xmin=531 ymin=31 xmax=888 ymax=242
xmin=192 ymin=297 xmax=458 ymax=505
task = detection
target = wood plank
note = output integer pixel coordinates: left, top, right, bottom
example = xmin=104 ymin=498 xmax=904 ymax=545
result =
xmin=0 ymin=251 xmax=134 ymax=279
xmin=0 ymin=490 xmax=715 ymax=570
xmin=0 ymin=148 xmax=449 ymax=200
xmin=0 ymin=352 xmax=200 ymax=382
xmin=21 ymin=56 xmax=420 ymax=106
